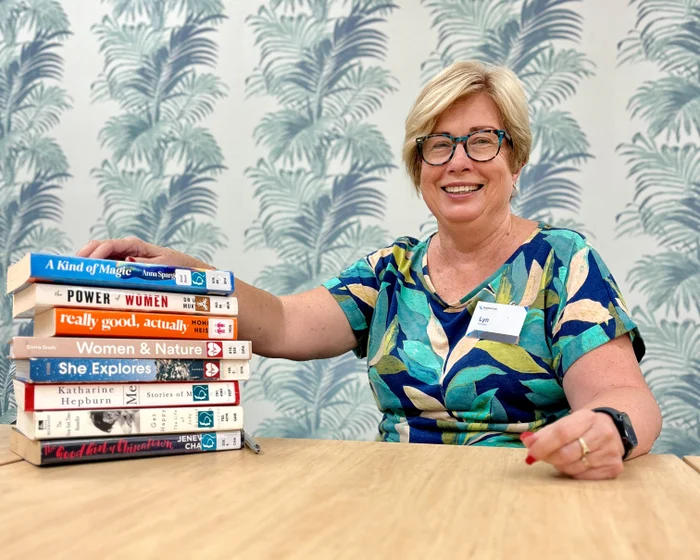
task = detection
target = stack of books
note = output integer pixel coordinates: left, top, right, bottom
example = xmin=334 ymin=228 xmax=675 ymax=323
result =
xmin=5 ymin=252 xmax=253 ymax=466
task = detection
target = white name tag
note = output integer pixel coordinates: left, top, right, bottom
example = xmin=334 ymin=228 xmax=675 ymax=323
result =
xmin=466 ymin=301 xmax=528 ymax=344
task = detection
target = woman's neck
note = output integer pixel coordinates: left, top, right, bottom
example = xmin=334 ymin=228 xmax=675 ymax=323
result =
xmin=433 ymin=213 xmax=522 ymax=269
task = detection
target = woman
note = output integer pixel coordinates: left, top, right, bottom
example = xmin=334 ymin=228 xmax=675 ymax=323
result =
xmin=78 ymin=61 xmax=662 ymax=480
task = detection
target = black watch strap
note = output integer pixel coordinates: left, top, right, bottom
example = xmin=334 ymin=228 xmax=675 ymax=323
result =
xmin=592 ymin=407 xmax=638 ymax=460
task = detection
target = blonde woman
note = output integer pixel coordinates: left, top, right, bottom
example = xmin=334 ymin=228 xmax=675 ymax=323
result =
xmin=79 ymin=61 xmax=662 ymax=480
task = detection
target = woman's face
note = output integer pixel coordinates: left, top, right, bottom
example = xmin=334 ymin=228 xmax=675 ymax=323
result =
xmin=419 ymin=93 xmax=521 ymax=228
xmin=102 ymin=411 xmax=121 ymax=424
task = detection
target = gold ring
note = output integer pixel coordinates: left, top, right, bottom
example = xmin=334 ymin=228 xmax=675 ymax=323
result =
xmin=578 ymin=436 xmax=591 ymax=458
xmin=581 ymin=455 xmax=591 ymax=468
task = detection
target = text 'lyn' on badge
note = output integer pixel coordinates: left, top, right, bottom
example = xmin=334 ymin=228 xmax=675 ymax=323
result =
xmin=466 ymin=301 xmax=528 ymax=345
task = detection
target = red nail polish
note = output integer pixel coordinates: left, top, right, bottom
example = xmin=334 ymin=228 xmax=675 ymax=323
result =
xmin=525 ymin=455 xmax=537 ymax=465
xmin=520 ymin=431 xmax=534 ymax=441
xmin=125 ymin=256 xmax=135 ymax=262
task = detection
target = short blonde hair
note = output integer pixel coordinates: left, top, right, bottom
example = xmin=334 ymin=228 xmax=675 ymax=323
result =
xmin=403 ymin=60 xmax=531 ymax=192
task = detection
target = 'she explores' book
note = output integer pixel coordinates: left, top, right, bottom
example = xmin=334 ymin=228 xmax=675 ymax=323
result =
xmin=6 ymin=253 xmax=234 ymax=295
xmin=17 ymin=405 xmax=244 ymax=439
xmin=14 ymin=379 xmax=241 ymax=411
xmin=13 ymin=357 xmax=250 ymax=382
xmin=10 ymin=428 xmax=243 ymax=466
xmin=13 ymin=283 xmax=238 ymax=318
xmin=10 ymin=337 xmax=252 ymax=360
xmin=34 ymin=308 xmax=238 ymax=339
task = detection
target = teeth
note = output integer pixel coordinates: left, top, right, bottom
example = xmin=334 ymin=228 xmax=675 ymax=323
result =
xmin=444 ymin=185 xmax=482 ymax=193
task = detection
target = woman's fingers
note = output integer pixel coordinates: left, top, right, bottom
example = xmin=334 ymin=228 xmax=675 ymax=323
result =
xmin=76 ymin=237 xmax=155 ymax=261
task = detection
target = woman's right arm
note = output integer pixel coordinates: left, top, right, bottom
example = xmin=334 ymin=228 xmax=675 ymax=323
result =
xmin=77 ymin=238 xmax=358 ymax=361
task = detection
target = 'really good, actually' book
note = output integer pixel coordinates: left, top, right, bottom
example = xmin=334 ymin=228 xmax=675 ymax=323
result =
xmin=17 ymin=405 xmax=244 ymax=439
xmin=13 ymin=283 xmax=238 ymax=318
xmin=10 ymin=337 xmax=252 ymax=360
xmin=6 ymin=253 xmax=234 ymax=295
xmin=13 ymin=357 xmax=251 ymax=383
xmin=9 ymin=428 xmax=243 ymax=466
xmin=14 ymin=379 xmax=241 ymax=411
xmin=33 ymin=308 xmax=238 ymax=339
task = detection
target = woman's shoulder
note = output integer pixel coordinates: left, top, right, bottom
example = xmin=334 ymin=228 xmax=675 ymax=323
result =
xmin=533 ymin=222 xmax=593 ymax=264
xmin=363 ymin=235 xmax=427 ymax=268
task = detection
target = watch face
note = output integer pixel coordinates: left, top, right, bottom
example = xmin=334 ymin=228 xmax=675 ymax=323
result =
xmin=620 ymin=412 xmax=638 ymax=447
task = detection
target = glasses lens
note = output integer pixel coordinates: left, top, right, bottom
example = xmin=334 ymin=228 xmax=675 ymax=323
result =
xmin=421 ymin=136 xmax=455 ymax=165
xmin=467 ymin=131 xmax=500 ymax=161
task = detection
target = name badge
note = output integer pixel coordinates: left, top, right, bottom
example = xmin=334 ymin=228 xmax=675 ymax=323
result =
xmin=466 ymin=301 xmax=528 ymax=344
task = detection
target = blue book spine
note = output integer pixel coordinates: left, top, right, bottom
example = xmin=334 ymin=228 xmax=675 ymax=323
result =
xmin=14 ymin=253 xmax=234 ymax=295
xmin=15 ymin=358 xmax=224 ymax=383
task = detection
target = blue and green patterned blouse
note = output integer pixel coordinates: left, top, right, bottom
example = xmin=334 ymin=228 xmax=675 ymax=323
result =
xmin=322 ymin=223 xmax=645 ymax=446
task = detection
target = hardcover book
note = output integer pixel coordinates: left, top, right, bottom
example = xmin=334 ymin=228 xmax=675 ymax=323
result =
xmin=34 ymin=308 xmax=237 ymax=339
xmin=17 ymin=405 xmax=244 ymax=439
xmin=13 ymin=357 xmax=251 ymax=382
xmin=10 ymin=428 xmax=243 ymax=466
xmin=10 ymin=337 xmax=252 ymax=360
xmin=13 ymin=283 xmax=238 ymax=318
xmin=14 ymin=379 xmax=241 ymax=411
xmin=6 ymin=253 xmax=234 ymax=295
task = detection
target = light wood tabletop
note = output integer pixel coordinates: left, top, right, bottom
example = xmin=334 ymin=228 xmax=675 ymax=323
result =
xmin=684 ymin=456 xmax=700 ymax=475
xmin=0 ymin=425 xmax=21 ymax=466
xmin=2 ymin=435 xmax=700 ymax=559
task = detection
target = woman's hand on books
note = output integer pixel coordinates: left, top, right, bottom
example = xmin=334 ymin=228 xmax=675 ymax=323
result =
xmin=77 ymin=237 xmax=215 ymax=270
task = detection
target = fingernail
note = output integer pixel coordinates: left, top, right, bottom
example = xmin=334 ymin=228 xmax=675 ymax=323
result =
xmin=525 ymin=455 xmax=537 ymax=465
xmin=520 ymin=431 xmax=535 ymax=442
xmin=125 ymin=256 xmax=135 ymax=262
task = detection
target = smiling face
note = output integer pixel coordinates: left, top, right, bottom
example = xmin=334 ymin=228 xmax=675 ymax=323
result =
xmin=419 ymin=93 xmax=521 ymax=228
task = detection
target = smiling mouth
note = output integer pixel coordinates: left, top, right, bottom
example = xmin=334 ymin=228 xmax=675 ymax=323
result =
xmin=442 ymin=185 xmax=484 ymax=194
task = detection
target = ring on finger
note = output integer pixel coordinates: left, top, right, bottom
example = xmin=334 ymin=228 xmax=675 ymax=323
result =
xmin=580 ymin=455 xmax=591 ymax=469
xmin=578 ymin=436 xmax=591 ymax=458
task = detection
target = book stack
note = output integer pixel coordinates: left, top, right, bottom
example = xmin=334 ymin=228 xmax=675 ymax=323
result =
xmin=5 ymin=252 xmax=252 ymax=466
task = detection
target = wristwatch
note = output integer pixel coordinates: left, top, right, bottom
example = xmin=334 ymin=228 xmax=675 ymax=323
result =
xmin=592 ymin=407 xmax=638 ymax=460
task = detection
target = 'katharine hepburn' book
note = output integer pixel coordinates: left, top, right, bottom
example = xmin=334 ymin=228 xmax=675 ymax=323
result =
xmin=13 ymin=357 xmax=251 ymax=382
xmin=34 ymin=308 xmax=238 ymax=339
xmin=6 ymin=252 xmax=234 ymax=295
xmin=14 ymin=379 xmax=241 ymax=411
xmin=9 ymin=428 xmax=243 ymax=466
xmin=10 ymin=337 xmax=252 ymax=360
xmin=13 ymin=283 xmax=238 ymax=318
xmin=17 ymin=405 xmax=244 ymax=439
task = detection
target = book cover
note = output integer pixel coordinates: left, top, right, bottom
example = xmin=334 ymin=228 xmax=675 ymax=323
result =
xmin=13 ymin=283 xmax=238 ymax=318
xmin=10 ymin=428 xmax=243 ymax=466
xmin=34 ymin=308 xmax=237 ymax=339
xmin=6 ymin=253 xmax=234 ymax=295
xmin=13 ymin=357 xmax=250 ymax=382
xmin=17 ymin=405 xmax=244 ymax=439
xmin=10 ymin=337 xmax=252 ymax=360
xmin=14 ymin=379 xmax=241 ymax=411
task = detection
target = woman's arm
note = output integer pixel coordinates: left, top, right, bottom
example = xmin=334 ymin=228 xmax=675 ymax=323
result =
xmin=521 ymin=334 xmax=662 ymax=479
xmin=562 ymin=334 xmax=662 ymax=458
xmin=77 ymin=238 xmax=358 ymax=361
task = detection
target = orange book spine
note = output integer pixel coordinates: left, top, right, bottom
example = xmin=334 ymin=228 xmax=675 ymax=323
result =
xmin=36 ymin=308 xmax=238 ymax=340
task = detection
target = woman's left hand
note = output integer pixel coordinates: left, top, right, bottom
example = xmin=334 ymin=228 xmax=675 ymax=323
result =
xmin=520 ymin=409 xmax=626 ymax=480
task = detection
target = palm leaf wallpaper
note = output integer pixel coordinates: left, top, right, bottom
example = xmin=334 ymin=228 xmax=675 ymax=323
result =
xmin=616 ymin=0 xmax=700 ymax=455
xmin=0 ymin=0 xmax=697 ymax=456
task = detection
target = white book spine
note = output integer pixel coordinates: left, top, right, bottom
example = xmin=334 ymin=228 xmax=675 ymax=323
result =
xmin=13 ymin=283 xmax=238 ymax=318
xmin=17 ymin=406 xmax=244 ymax=440
xmin=14 ymin=379 xmax=240 ymax=411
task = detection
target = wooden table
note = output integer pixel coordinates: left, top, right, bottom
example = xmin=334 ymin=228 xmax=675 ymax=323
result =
xmin=2 ymin=432 xmax=700 ymax=559
xmin=0 ymin=425 xmax=21 ymax=466
xmin=685 ymin=456 xmax=700 ymax=475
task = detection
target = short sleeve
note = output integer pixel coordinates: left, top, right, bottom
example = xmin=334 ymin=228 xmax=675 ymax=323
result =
xmin=322 ymin=254 xmax=381 ymax=358
xmin=548 ymin=243 xmax=645 ymax=381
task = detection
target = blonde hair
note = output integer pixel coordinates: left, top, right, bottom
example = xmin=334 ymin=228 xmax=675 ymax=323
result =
xmin=403 ymin=60 xmax=531 ymax=192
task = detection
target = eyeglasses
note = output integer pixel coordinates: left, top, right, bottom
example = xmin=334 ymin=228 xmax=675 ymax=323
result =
xmin=416 ymin=129 xmax=511 ymax=166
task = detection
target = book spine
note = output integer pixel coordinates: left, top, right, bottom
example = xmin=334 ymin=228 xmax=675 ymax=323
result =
xmin=10 ymin=337 xmax=252 ymax=359
xmin=12 ymin=253 xmax=234 ymax=295
xmin=13 ymin=429 xmax=242 ymax=464
xmin=14 ymin=284 xmax=238 ymax=318
xmin=14 ymin=379 xmax=241 ymax=411
xmin=40 ymin=308 xmax=237 ymax=339
xmin=17 ymin=405 xmax=244 ymax=439
xmin=14 ymin=358 xmax=249 ymax=382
